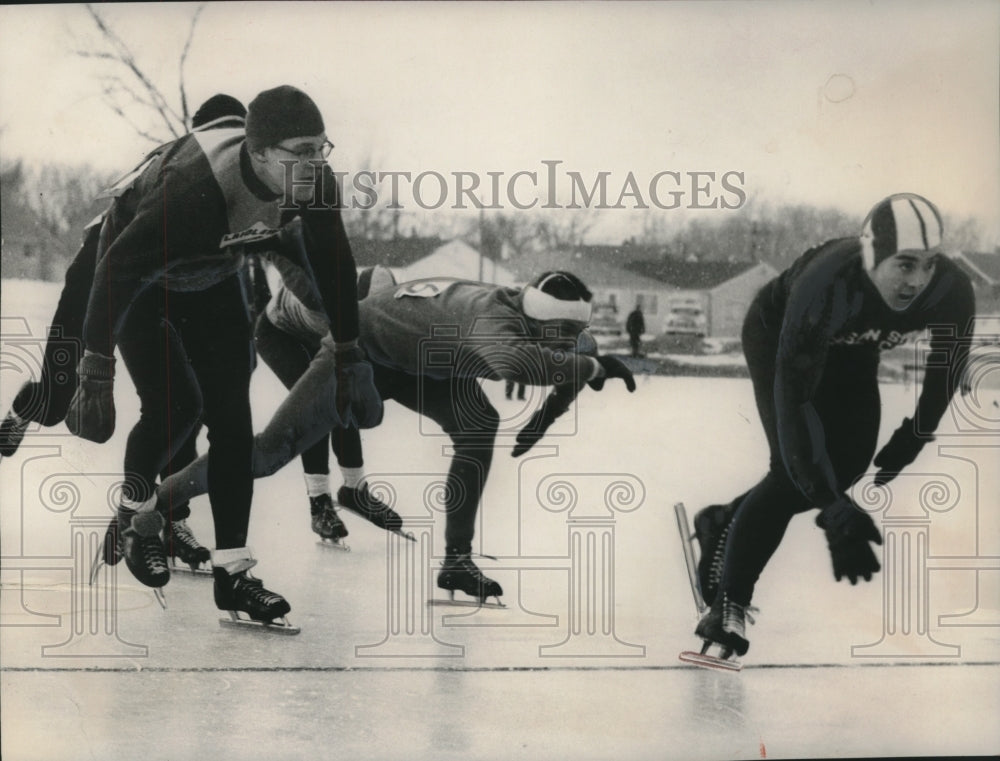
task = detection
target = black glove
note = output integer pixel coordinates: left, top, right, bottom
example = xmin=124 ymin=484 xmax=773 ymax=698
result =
xmin=586 ymin=355 xmax=636 ymax=393
xmin=512 ymin=386 xmax=576 ymax=457
xmin=816 ymin=497 xmax=882 ymax=584
xmin=873 ymin=417 xmax=930 ymax=486
xmin=334 ymin=343 xmax=383 ymax=429
xmin=66 ymin=350 xmax=116 ymax=443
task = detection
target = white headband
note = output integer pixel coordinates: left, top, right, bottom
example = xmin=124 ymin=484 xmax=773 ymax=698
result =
xmin=522 ymin=286 xmax=593 ymax=323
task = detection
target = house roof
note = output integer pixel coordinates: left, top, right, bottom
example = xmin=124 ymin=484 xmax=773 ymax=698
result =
xmin=508 ymin=250 xmax=668 ymax=290
xmin=952 ymin=251 xmax=1000 ymax=286
xmin=398 ymin=239 xmax=518 ymax=286
xmin=624 ymin=258 xmax=766 ymax=290
xmin=349 ymin=236 xmax=444 ymax=268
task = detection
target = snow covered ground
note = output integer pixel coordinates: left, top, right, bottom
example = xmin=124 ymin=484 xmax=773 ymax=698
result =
xmin=2 ymin=278 xmax=999 ymax=760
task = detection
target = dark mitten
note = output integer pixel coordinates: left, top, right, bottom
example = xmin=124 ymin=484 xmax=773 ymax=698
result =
xmin=586 ymin=355 xmax=637 ymax=393
xmin=0 ymin=406 xmax=31 ymax=457
xmin=334 ymin=343 xmax=383 ymax=429
xmin=873 ymin=417 xmax=930 ymax=486
xmin=816 ymin=497 xmax=883 ymax=584
xmin=512 ymin=385 xmax=576 ymax=457
xmin=66 ymin=350 xmax=116 ymax=443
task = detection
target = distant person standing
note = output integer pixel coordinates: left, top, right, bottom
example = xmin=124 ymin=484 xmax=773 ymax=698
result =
xmin=626 ymin=304 xmax=645 ymax=358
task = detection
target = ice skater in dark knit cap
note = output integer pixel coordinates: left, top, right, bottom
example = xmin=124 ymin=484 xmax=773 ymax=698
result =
xmin=0 ymin=95 xmax=248 ymax=580
xmin=59 ymin=85 xmax=381 ymax=632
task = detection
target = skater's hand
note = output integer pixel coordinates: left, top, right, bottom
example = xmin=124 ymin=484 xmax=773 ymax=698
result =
xmin=512 ymin=385 xmax=576 ymax=457
xmin=66 ymin=350 xmax=116 ymax=443
xmin=816 ymin=497 xmax=882 ymax=584
xmin=334 ymin=343 xmax=383 ymax=429
xmin=873 ymin=417 xmax=931 ymax=486
xmin=587 ymin=355 xmax=636 ymax=393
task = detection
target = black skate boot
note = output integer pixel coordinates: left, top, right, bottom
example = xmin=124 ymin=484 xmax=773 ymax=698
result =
xmin=121 ymin=508 xmax=171 ymax=589
xmin=214 ymin=564 xmax=298 ymax=634
xmin=165 ymin=517 xmax=212 ymax=573
xmin=435 ymin=550 xmax=505 ymax=608
xmin=681 ymin=592 xmax=753 ymax=671
xmin=310 ymin=494 xmax=350 ymax=549
xmin=337 ymin=484 xmax=404 ymax=534
xmin=694 ymin=503 xmax=735 ymax=607
xmin=0 ymin=409 xmax=29 ymax=457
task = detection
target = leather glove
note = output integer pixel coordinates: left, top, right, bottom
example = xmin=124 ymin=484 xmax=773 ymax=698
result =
xmin=816 ymin=497 xmax=882 ymax=584
xmin=873 ymin=417 xmax=930 ymax=486
xmin=66 ymin=350 xmax=116 ymax=443
xmin=512 ymin=385 xmax=576 ymax=457
xmin=334 ymin=342 xmax=383 ymax=429
xmin=586 ymin=355 xmax=637 ymax=393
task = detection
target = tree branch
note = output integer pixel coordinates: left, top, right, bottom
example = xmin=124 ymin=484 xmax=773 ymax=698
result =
xmin=178 ymin=3 xmax=205 ymax=128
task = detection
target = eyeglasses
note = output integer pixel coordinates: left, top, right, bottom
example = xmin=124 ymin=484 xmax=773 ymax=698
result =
xmin=271 ymin=139 xmax=334 ymax=160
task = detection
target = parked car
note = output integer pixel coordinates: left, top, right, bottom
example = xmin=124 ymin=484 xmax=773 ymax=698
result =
xmin=589 ymin=304 xmax=623 ymax=336
xmin=663 ymin=300 xmax=707 ymax=336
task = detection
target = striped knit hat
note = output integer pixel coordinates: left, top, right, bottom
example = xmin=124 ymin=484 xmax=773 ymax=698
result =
xmin=860 ymin=193 xmax=943 ymax=270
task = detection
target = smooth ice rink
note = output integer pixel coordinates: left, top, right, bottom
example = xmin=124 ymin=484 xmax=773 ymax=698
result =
xmin=3 ymin=280 xmax=999 ymax=760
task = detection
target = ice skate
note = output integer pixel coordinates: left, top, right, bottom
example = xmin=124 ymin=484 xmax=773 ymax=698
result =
xmin=692 ymin=502 xmax=735 ymax=608
xmin=214 ymin=559 xmax=299 ymax=635
xmin=431 ymin=551 xmax=505 ymax=609
xmin=674 ymin=503 xmax=707 ymax=614
xmin=120 ymin=508 xmax=170 ymax=609
xmin=166 ymin=518 xmax=212 ymax=574
xmin=680 ymin=593 xmax=755 ymax=672
xmin=311 ymin=494 xmax=350 ymax=551
xmin=336 ymin=484 xmax=412 ymax=540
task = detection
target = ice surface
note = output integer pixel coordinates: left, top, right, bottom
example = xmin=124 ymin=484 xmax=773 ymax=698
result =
xmin=3 ymin=278 xmax=999 ymax=760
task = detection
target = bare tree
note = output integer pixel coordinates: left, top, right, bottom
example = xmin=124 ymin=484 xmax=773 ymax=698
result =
xmin=74 ymin=3 xmax=205 ymax=143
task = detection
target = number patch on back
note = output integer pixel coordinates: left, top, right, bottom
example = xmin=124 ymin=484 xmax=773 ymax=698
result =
xmin=394 ymin=280 xmax=455 ymax=299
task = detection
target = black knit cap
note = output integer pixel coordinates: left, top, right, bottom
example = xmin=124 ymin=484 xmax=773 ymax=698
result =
xmin=192 ymin=94 xmax=246 ymax=129
xmin=245 ymin=85 xmax=325 ymax=152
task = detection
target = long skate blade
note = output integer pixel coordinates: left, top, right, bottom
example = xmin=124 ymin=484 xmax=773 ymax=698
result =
xmin=219 ymin=612 xmax=300 ymax=635
xmin=678 ymin=650 xmax=742 ymax=672
xmin=88 ymin=551 xmax=104 ymax=586
xmin=169 ymin=557 xmax=213 ymax=576
xmin=674 ymin=502 xmax=707 ymax=614
xmin=316 ymin=538 xmax=351 ymax=552
xmin=153 ymin=588 xmax=167 ymax=610
xmin=391 ymin=529 xmax=417 ymax=543
xmin=427 ymin=596 xmax=506 ymax=610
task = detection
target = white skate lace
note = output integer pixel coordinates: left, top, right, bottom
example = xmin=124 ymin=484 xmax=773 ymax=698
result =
xmin=235 ymin=573 xmax=284 ymax=607
xmin=709 ymin=524 xmax=730 ymax=588
xmin=313 ymin=498 xmax=345 ymax=536
xmin=138 ymin=535 xmax=169 ymax=575
xmin=170 ymin=519 xmax=201 ymax=551
xmin=721 ymin=598 xmax=745 ymax=637
xmin=447 ymin=554 xmax=489 ymax=582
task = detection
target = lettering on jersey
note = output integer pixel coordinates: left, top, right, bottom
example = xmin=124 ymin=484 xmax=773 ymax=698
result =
xmin=830 ymin=328 xmax=921 ymax=350
xmin=394 ymin=280 xmax=455 ymax=299
xmin=219 ymin=223 xmax=280 ymax=250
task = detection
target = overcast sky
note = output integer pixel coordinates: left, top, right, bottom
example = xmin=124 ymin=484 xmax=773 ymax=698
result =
xmin=1 ymin=1 xmax=998 ymax=245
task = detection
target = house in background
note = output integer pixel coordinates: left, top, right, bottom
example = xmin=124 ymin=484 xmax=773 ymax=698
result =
xmin=949 ymin=250 xmax=1000 ymax=317
xmin=395 ymin=239 xmax=517 ymax=285
xmin=350 ymin=235 xmax=445 ymax=273
xmin=624 ymin=259 xmax=778 ymax=337
xmin=345 ymin=235 xmax=779 ymax=338
xmin=507 ymin=249 xmax=674 ymax=327
xmin=349 ymin=236 xmax=517 ymax=286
